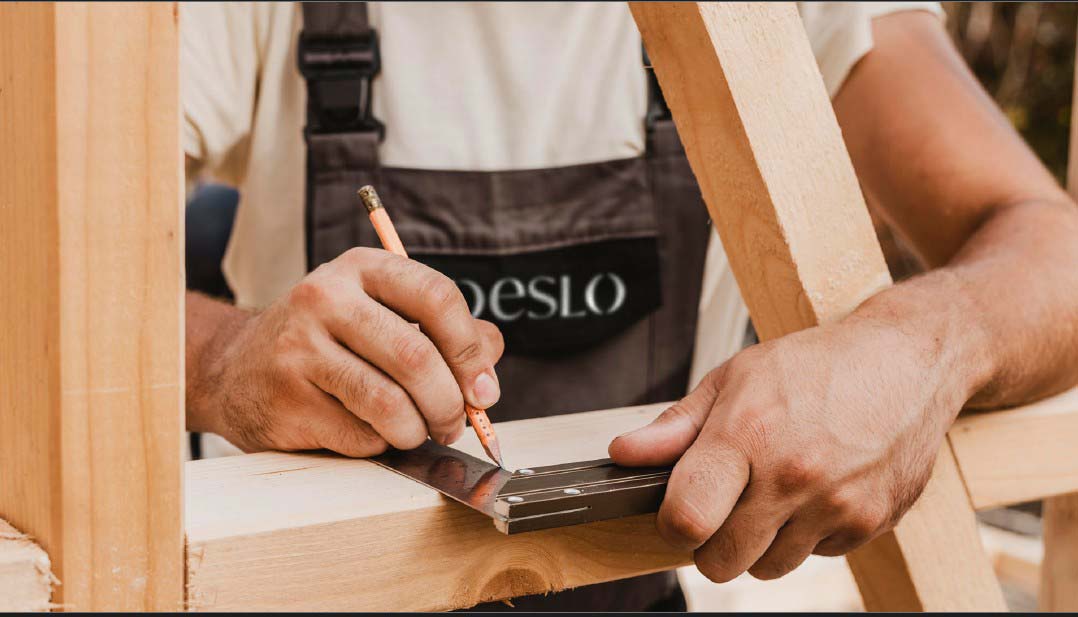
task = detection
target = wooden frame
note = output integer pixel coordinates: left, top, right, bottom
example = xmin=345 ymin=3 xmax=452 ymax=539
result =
xmin=1 ymin=1 xmax=1076 ymax=612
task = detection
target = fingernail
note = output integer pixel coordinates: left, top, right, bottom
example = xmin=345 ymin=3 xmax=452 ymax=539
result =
xmin=472 ymin=370 xmax=500 ymax=408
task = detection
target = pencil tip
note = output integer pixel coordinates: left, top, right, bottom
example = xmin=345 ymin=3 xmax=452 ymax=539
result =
xmin=482 ymin=440 xmax=505 ymax=469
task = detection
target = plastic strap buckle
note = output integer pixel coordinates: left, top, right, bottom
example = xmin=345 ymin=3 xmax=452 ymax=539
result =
xmin=298 ymin=30 xmax=385 ymax=139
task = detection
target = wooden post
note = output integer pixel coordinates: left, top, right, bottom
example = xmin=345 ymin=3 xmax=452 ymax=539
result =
xmin=1041 ymin=494 xmax=1078 ymax=610
xmin=0 ymin=3 xmax=184 ymax=610
xmin=630 ymin=2 xmax=1005 ymax=611
xmin=1038 ymin=29 xmax=1078 ymax=608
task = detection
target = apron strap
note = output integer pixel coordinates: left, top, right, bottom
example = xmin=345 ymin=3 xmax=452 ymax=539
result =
xmin=299 ymin=2 xmax=383 ymax=138
xmin=302 ymin=2 xmax=373 ymax=38
xmin=643 ymin=44 xmax=671 ymax=133
xmin=299 ymin=2 xmax=384 ymax=269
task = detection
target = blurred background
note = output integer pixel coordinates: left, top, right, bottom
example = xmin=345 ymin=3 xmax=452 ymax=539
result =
xmin=875 ymin=2 xmax=1078 ymax=280
xmin=944 ymin=1 xmax=1077 ymax=183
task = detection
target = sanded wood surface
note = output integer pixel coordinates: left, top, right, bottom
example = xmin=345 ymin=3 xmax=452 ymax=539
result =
xmin=847 ymin=442 xmax=1003 ymax=611
xmin=631 ymin=3 xmax=1004 ymax=611
xmin=979 ymin=522 xmax=1043 ymax=604
xmin=0 ymin=3 xmax=184 ymax=610
xmin=950 ymin=387 xmax=1078 ymax=510
xmin=631 ymin=1 xmax=890 ymax=342
xmin=1040 ymin=493 xmax=1078 ymax=610
xmin=0 ymin=519 xmax=55 ymax=611
xmin=185 ymin=404 xmax=691 ymax=611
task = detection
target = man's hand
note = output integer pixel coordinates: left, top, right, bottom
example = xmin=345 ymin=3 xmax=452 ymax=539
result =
xmin=610 ymin=312 xmax=979 ymax=582
xmin=186 ymin=247 xmax=504 ymax=456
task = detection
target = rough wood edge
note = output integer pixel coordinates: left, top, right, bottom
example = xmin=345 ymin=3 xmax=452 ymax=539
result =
xmin=0 ymin=519 xmax=58 ymax=612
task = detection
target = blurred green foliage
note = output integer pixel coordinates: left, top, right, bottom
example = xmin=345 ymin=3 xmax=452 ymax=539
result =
xmin=944 ymin=2 xmax=1077 ymax=183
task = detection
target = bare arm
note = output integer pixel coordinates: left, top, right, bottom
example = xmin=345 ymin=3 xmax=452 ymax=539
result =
xmin=185 ymin=290 xmax=251 ymax=435
xmin=836 ymin=10 xmax=1078 ymax=407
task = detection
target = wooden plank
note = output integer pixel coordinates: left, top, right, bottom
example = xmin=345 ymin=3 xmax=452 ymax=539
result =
xmin=1041 ymin=493 xmax=1078 ymax=610
xmin=950 ymin=387 xmax=1078 ymax=509
xmin=181 ymin=393 xmax=1068 ymax=612
xmin=978 ymin=522 xmax=1042 ymax=602
xmin=185 ymin=404 xmax=691 ymax=611
xmin=630 ymin=2 xmax=1004 ymax=611
xmin=1038 ymin=41 xmax=1078 ymax=609
xmin=631 ymin=1 xmax=890 ymax=341
xmin=0 ymin=3 xmax=184 ymax=610
xmin=847 ymin=442 xmax=1003 ymax=611
xmin=0 ymin=519 xmax=55 ymax=612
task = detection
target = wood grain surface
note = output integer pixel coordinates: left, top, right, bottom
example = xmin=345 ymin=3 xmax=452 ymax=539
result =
xmin=0 ymin=3 xmax=184 ymax=610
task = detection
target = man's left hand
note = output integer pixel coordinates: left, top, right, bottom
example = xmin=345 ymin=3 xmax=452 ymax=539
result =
xmin=609 ymin=316 xmax=974 ymax=581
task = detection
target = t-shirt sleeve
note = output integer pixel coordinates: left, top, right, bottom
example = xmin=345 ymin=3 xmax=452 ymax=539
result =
xmin=180 ymin=2 xmax=264 ymax=184
xmin=798 ymin=2 xmax=945 ymax=98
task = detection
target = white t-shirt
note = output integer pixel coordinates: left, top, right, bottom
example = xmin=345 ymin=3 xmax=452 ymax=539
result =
xmin=181 ymin=1 xmax=943 ymax=385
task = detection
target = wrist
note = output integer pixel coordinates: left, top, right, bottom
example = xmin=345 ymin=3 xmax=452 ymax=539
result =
xmin=186 ymin=293 xmax=254 ymax=434
xmin=844 ymin=270 xmax=998 ymax=417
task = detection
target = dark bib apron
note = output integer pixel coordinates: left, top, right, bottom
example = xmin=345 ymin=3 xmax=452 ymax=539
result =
xmin=299 ymin=3 xmax=710 ymax=611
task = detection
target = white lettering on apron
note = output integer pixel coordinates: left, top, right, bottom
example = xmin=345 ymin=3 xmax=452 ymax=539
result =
xmin=458 ymin=273 xmax=628 ymax=321
xmin=490 ymin=278 xmax=526 ymax=321
xmin=585 ymin=272 xmax=627 ymax=315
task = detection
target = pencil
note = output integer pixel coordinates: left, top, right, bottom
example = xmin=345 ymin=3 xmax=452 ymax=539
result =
xmin=357 ymin=185 xmax=505 ymax=468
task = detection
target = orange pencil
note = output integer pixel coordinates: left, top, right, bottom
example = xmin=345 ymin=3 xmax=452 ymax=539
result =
xmin=357 ymin=185 xmax=505 ymax=468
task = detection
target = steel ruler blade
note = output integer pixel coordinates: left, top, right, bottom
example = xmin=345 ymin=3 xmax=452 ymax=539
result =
xmin=370 ymin=441 xmax=671 ymax=534
xmin=369 ymin=440 xmax=511 ymax=519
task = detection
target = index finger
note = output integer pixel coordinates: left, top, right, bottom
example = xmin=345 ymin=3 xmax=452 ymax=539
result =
xmin=358 ymin=251 xmax=503 ymax=409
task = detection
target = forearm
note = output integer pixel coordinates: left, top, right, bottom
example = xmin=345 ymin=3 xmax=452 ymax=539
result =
xmin=831 ymin=12 xmax=1078 ymax=411
xmin=849 ymin=199 xmax=1078 ymax=411
xmin=186 ymin=290 xmax=253 ymax=432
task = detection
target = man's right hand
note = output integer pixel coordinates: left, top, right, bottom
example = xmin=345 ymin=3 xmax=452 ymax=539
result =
xmin=186 ymin=247 xmax=504 ymax=457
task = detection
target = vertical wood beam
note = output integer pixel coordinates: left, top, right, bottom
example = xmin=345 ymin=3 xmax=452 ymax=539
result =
xmin=847 ymin=442 xmax=1002 ymax=611
xmin=0 ymin=2 xmax=184 ymax=610
xmin=1041 ymin=494 xmax=1078 ymax=610
xmin=630 ymin=2 xmax=1004 ymax=611
xmin=1038 ymin=31 xmax=1078 ymax=608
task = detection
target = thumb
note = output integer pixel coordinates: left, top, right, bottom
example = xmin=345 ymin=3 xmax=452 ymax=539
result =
xmin=609 ymin=377 xmax=719 ymax=466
